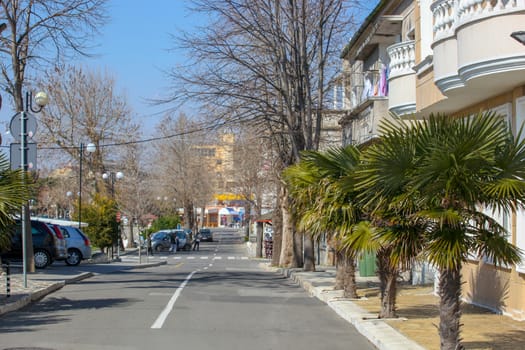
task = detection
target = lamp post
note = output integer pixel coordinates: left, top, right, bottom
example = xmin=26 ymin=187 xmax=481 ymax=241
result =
xmin=13 ymin=90 xmax=48 ymax=287
xmin=78 ymin=142 xmax=96 ymax=228
xmin=103 ymin=171 xmax=124 ymax=259
xmin=66 ymin=191 xmax=73 ymax=220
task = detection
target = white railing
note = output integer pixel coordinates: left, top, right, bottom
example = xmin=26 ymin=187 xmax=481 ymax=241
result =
xmin=431 ymin=0 xmax=456 ymax=41
xmin=387 ymin=40 xmax=415 ymax=79
xmin=458 ymin=0 xmax=523 ymax=22
xmin=432 ymin=0 xmax=525 ymax=42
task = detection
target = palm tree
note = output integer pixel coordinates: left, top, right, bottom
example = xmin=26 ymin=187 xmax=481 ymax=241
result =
xmin=362 ymin=112 xmax=524 ymax=350
xmin=284 ymin=146 xmax=363 ymax=298
xmin=0 ymin=152 xmax=34 ymax=255
xmin=353 ymin=118 xmax=428 ymax=319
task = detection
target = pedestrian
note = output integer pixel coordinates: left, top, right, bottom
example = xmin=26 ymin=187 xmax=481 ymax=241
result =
xmin=147 ymin=233 xmax=153 ymax=255
xmin=192 ymin=232 xmax=201 ymax=251
xmin=170 ymin=233 xmax=179 ymax=253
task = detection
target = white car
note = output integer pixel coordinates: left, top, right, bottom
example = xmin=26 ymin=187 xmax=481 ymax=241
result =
xmin=59 ymin=226 xmax=92 ymax=266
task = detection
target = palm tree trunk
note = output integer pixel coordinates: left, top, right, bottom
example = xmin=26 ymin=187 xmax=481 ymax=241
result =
xmin=303 ymin=235 xmax=315 ymax=271
xmin=334 ymin=249 xmax=344 ymax=290
xmin=438 ymin=267 xmax=464 ymax=350
xmin=379 ymin=271 xmax=398 ymax=318
xmin=342 ymin=253 xmax=358 ymax=298
xmin=377 ymin=247 xmax=398 ymax=318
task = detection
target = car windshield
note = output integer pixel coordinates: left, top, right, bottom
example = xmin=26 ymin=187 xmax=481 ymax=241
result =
xmin=151 ymin=232 xmax=166 ymax=240
xmin=175 ymin=231 xmax=185 ymax=239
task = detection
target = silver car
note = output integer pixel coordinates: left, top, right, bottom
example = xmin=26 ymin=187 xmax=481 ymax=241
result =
xmin=45 ymin=223 xmax=68 ymax=262
xmin=60 ymin=225 xmax=92 ymax=266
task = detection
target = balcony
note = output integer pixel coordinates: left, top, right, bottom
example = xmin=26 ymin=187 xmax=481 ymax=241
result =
xmin=387 ymin=40 xmax=416 ymax=116
xmin=344 ymin=70 xmax=388 ymax=110
xmin=429 ymin=0 xmax=525 ymax=112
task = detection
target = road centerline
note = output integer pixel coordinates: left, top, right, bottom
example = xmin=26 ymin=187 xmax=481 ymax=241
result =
xmin=151 ymin=270 xmax=197 ymax=329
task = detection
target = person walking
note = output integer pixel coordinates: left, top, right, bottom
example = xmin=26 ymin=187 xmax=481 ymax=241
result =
xmin=170 ymin=233 xmax=179 ymax=253
xmin=192 ymin=232 xmax=201 ymax=251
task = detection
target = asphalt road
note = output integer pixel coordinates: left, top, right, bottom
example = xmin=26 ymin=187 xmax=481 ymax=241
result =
xmin=0 ymin=230 xmax=375 ymax=350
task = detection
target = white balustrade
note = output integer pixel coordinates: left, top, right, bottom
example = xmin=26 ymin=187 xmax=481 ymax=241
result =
xmin=433 ymin=0 xmax=525 ymax=42
xmin=387 ymin=41 xmax=415 ymax=79
xmin=431 ymin=0 xmax=456 ymax=40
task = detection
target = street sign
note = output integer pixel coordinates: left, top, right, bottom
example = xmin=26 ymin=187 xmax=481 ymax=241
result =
xmin=9 ymin=112 xmax=38 ymax=141
xmin=10 ymin=143 xmax=37 ymax=170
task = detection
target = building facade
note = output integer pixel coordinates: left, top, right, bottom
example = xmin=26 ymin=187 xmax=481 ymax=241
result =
xmin=417 ymin=0 xmax=525 ymax=320
xmin=347 ymin=0 xmax=525 ymax=319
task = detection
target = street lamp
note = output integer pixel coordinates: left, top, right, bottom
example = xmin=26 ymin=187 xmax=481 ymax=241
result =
xmin=102 ymin=171 xmax=124 ymax=197
xmin=78 ymin=142 xmax=96 ymax=228
xmin=15 ymin=90 xmax=48 ymax=287
xmin=66 ymin=191 xmax=73 ymax=220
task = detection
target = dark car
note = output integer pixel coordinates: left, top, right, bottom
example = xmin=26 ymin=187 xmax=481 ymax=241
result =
xmin=0 ymin=219 xmax=63 ymax=268
xmin=199 ymin=228 xmax=213 ymax=242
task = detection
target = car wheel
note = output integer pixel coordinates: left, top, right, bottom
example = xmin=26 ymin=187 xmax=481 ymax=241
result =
xmin=66 ymin=248 xmax=82 ymax=266
xmin=155 ymin=245 xmax=163 ymax=252
xmin=34 ymin=249 xmax=50 ymax=269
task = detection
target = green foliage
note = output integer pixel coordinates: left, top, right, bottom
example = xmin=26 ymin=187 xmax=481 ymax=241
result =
xmin=79 ymin=193 xmax=118 ymax=251
xmin=145 ymin=215 xmax=181 ymax=235
xmin=0 ymin=152 xmax=34 ymax=251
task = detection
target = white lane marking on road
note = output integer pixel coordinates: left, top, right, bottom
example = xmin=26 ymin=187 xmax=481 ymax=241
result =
xmin=213 ymin=256 xmax=222 ymax=260
xmin=200 ymin=256 xmax=209 ymax=259
xmin=173 ymin=256 xmax=182 ymax=260
xmin=228 ymin=256 xmax=235 ymax=260
xmin=187 ymin=256 xmax=195 ymax=260
xmin=241 ymin=257 xmax=248 ymax=260
xmin=151 ymin=270 xmax=197 ymax=329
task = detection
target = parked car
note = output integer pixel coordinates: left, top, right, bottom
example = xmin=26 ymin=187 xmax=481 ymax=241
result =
xmin=150 ymin=229 xmax=191 ymax=252
xmin=0 ymin=219 xmax=63 ymax=268
xmin=173 ymin=229 xmax=191 ymax=250
xmin=45 ymin=223 xmax=68 ymax=262
xmin=199 ymin=228 xmax=213 ymax=242
xmin=59 ymin=225 xmax=92 ymax=266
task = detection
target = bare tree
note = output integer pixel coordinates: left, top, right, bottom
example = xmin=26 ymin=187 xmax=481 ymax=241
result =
xmin=232 ymin=127 xmax=278 ymax=256
xmin=166 ymin=0 xmax=362 ymax=269
xmin=151 ymin=113 xmax=214 ymax=234
xmin=116 ymin=145 xmax=152 ymax=248
xmin=0 ymin=0 xmax=108 ymax=271
xmin=37 ymin=65 xmax=140 ymax=171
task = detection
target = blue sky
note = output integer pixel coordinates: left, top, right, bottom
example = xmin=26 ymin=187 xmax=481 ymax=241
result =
xmin=81 ymin=0 xmax=201 ymax=135
xmin=1 ymin=1 xmax=378 ymax=139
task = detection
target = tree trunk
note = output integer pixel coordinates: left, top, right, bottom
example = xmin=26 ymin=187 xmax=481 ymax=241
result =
xmin=438 ymin=267 xmax=464 ymax=350
xmin=303 ymin=234 xmax=315 ymax=271
xmin=271 ymin=191 xmax=282 ymax=266
xmin=334 ymin=249 xmax=344 ymax=290
xmin=292 ymin=229 xmax=303 ymax=268
xmin=342 ymin=253 xmax=358 ymax=298
xmin=279 ymin=185 xmax=295 ymax=267
xmin=377 ymin=247 xmax=398 ymax=319
xmin=255 ymin=222 xmax=263 ymax=258
xmin=379 ymin=271 xmax=398 ymax=319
